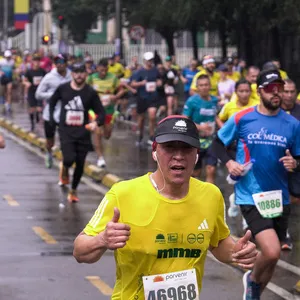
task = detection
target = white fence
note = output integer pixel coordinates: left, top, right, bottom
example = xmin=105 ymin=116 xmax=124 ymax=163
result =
xmin=72 ymin=44 xmax=237 ymax=66
xmin=10 ymin=30 xmax=236 ymax=67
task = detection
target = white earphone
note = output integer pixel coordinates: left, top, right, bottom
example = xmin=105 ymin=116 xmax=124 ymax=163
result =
xmin=153 ymin=151 xmax=198 ymax=165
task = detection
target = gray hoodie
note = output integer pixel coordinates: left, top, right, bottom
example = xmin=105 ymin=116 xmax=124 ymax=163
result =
xmin=35 ymin=68 xmax=72 ymax=122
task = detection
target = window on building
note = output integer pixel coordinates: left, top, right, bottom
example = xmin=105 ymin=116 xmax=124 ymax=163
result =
xmin=90 ymin=16 xmax=103 ymax=33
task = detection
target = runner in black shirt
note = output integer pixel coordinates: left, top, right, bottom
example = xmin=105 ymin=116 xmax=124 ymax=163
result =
xmin=49 ymin=63 xmax=105 ymax=202
xmin=23 ymin=54 xmax=46 ymax=131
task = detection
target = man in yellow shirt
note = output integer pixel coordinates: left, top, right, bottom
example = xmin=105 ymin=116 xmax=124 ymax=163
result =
xmin=226 ymin=57 xmax=241 ymax=82
xmin=272 ymin=59 xmax=288 ymax=80
xmin=73 ymin=115 xmax=257 ymax=299
xmin=230 ymin=66 xmax=260 ymax=104
xmin=108 ymin=53 xmax=125 ymax=79
xmin=190 ymin=55 xmax=220 ymax=96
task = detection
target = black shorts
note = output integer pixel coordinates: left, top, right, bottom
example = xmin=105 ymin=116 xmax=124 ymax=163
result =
xmin=27 ymin=97 xmax=42 ymax=108
xmin=60 ymin=139 xmax=90 ymax=167
xmin=137 ymin=97 xmax=159 ymax=114
xmin=44 ymin=121 xmax=57 ymax=139
xmin=240 ymin=204 xmax=290 ymax=242
xmin=195 ymin=147 xmax=218 ymax=170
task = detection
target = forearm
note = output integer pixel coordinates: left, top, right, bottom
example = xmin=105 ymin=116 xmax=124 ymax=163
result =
xmin=73 ymin=232 xmax=107 ymax=264
xmin=210 ymin=236 xmax=236 ymax=264
xmin=294 ymin=157 xmax=300 ymax=172
xmin=0 ymin=135 xmax=5 ymax=148
xmin=211 ymin=136 xmax=233 ymax=164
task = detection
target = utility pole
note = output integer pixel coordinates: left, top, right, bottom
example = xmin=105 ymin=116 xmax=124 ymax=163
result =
xmin=115 ymin=0 xmax=123 ymax=58
xmin=3 ymin=0 xmax=8 ymax=49
xmin=43 ymin=0 xmax=52 ymax=51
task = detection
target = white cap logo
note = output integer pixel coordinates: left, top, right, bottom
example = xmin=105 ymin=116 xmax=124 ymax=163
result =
xmin=174 ymin=120 xmax=187 ymax=127
xmin=173 ymin=120 xmax=187 ymax=132
xmin=266 ymin=73 xmax=278 ymax=79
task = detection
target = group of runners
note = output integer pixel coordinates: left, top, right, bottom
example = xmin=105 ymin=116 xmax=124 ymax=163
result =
xmin=1 ymin=47 xmax=300 ymax=299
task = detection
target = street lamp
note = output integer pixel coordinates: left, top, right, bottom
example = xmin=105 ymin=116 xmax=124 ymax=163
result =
xmin=115 ymin=0 xmax=123 ymax=58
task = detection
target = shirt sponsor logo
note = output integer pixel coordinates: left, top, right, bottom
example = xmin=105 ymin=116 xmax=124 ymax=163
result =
xmin=157 ymin=248 xmax=201 ymax=259
xmin=247 ymin=127 xmax=287 ymax=145
xmin=199 ymin=108 xmax=216 ymax=116
xmin=155 ymin=234 xmax=166 ymax=244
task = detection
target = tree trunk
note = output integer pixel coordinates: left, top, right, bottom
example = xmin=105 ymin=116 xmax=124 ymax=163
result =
xmin=159 ymin=28 xmax=175 ymax=56
xmin=190 ymin=25 xmax=198 ymax=60
xmin=219 ymin=21 xmax=227 ymax=60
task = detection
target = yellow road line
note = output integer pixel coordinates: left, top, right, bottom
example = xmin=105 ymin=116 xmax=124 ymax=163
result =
xmin=3 ymin=194 xmax=20 ymax=206
xmin=294 ymin=280 xmax=300 ymax=293
xmin=32 ymin=226 xmax=57 ymax=244
xmin=86 ymin=276 xmax=113 ymax=296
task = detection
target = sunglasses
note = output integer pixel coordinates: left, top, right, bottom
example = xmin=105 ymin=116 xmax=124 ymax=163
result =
xmin=56 ymin=59 xmax=66 ymax=64
xmin=262 ymin=83 xmax=284 ymax=93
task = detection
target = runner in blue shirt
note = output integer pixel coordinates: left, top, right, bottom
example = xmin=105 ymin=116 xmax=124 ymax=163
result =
xmin=183 ymin=74 xmax=218 ymax=183
xmin=180 ymin=58 xmax=198 ymax=101
xmin=212 ymin=69 xmax=300 ymax=300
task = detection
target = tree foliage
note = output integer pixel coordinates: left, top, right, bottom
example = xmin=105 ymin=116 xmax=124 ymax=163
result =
xmin=52 ymin=0 xmax=300 ymax=77
xmin=52 ymin=0 xmax=110 ymax=43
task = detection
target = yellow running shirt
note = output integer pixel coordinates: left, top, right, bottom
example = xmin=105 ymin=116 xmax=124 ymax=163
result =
xmin=279 ymin=69 xmax=288 ymax=80
xmin=226 ymin=71 xmax=241 ymax=82
xmin=87 ymin=72 xmax=119 ymax=114
xmin=218 ymin=100 xmax=256 ymax=122
xmin=84 ymin=174 xmax=230 ymax=299
xmin=230 ymin=83 xmax=260 ymax=104
xmin=190 ymin=70 xmax=220 ymax=96
xmin=108 ymin=62 xmax=125 ymax=78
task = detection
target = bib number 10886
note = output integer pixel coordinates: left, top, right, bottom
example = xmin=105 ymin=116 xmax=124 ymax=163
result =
xmin=147 ymin=284 xmax=197 ymax=300
xmin=257 ymin=199 xmax=281 ymax=211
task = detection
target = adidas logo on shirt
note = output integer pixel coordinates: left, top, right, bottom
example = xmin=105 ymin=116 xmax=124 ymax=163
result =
xmin=198 ymin=219 xmax=209 ymax=230
xmin=65 ymin=95 xmax=84 ymax=110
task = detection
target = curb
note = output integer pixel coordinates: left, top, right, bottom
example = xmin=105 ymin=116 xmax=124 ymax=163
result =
xmin=0 ymin=117 xmax=123 ymax=189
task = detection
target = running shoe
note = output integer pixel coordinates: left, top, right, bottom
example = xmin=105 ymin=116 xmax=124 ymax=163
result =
xmin=281 ymin=231 xmax=293 ymax=250
xmin=68 ymin=190 xmax=79 ymax=203
xmin=97 ymin=156 xmax=106 ymax=168
xmin=228 ymin=193 xmax=239 ymax=217
xmin=111 ymin=110 xmax=120 ymax=124
xmin=58 ymin=163 xmax=69 ymax=186
xmin=243 ymin=271 xmax=261 ymax=300
xmin=45 ymin=152 xmax=53 ymax=169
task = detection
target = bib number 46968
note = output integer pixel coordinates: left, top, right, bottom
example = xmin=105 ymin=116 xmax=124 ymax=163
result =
xmin=148 ymin=284 xmax=197 ymax=300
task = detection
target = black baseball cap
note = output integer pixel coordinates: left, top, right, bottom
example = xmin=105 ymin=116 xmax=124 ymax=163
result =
xmin=257 ymin=69 xmax=284 ymax=87
xmin=154 ymin=115 xmax=200 ymax=149
xmin=72 ymin=62 xmax=86 ymax=72
xmin=54 ymin=53 xmax=68 ymax=64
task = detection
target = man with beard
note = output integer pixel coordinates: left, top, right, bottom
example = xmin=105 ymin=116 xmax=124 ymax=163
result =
xmin=212 ymin=69 xmax=300 ymax=300
xmin=49 ymin=63 xmax=105 ymax=202
xmin=190 ymin=55 xmax=220 ymax=97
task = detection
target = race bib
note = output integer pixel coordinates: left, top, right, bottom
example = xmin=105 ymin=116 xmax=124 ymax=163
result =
xmin=120 ymin=78 xmax=130 ymax=84
xmin=33 ymin=76 xmax=43 ymax=85
xmin=252 ymin=190 xmax=283 ymax=218
xmin=101 ymin=94 xmax=111 ymax=107
xmin=165 ymin=85 xmax=175 ymax=94
xmin=65 ymin=110 xmax=84 ymax=126
xmin=146 ymin=82 xmax=157 ymax=92
xmin=143 ymin=269 xmax=199 ymax=300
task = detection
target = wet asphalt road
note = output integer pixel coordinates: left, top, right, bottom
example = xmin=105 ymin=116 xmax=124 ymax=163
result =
xmin=1 ymin=128 xmax=299 ymax=300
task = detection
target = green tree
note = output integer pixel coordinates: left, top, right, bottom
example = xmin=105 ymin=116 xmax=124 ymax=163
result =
xmin=124 ymin=0 xmax=183 ymax=55
xmin=52 ymin=0 xmax=110 ymax=43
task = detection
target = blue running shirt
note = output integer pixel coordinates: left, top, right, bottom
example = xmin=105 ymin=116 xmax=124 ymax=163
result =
xmin=218 ymin=106 xmax=300 ymax=205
